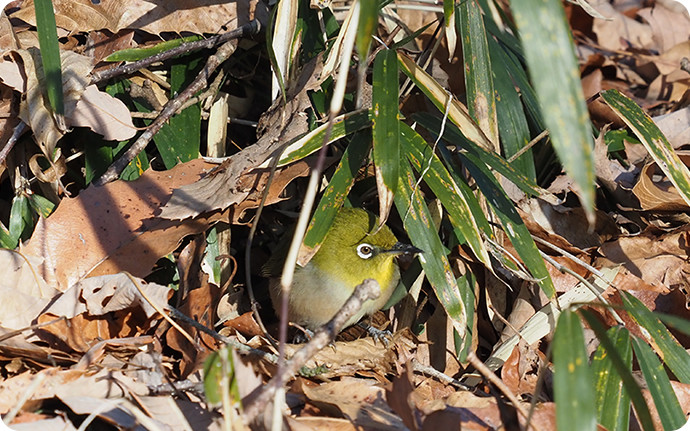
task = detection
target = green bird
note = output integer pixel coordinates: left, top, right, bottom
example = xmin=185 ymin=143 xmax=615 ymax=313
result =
xmin=265 ymin=207 xmax=422 ymax=332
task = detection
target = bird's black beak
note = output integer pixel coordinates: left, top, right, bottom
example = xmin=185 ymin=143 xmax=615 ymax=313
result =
xmin=387 ymin=242 xmax=424 ymax=255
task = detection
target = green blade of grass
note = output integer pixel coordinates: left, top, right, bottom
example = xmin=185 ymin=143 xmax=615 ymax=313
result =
xmin=270 ymin=0 xmax=300 ymax=99
xmin=620 ymin=292 xmax=690 ymax=383
xmin=272 ymin=110 xmax=372 ymax=166
xmin=631 ymin=336 xmax=686 ymax=431
xmin=299 ymin=130 xmax=371 ymax=264
xmin=27 ymin=193 xmax=55 ymax=219
xmin=8 ymin=194 xmax=33 ymax=248
xmin=449 ymin=147 xmax=555 ymax=297
xmin=444 ymin=0 xmax=457 ymax=61
xmin=395 ymin=159 xmax=468 ymax=342
xmin=34 ymin=0 xmax=63 ymax=117
xmin=105 ymin=35 xmax=203 ymax=62
xmin=0 ymin=223 xmax=12 ymax=249
xmin=580 ymin=309 xmax=655 ymax=431
xmin=372 ymin=49 xmax=400 ymax=219
xmin=154 ymin=58 xmax=202 ymax=169
xmin=487 ymin=38 xmax=536 ymax=180
xmin=601 ymin=89 xmax=690 ymax=208
xmin=400 ymin=122 xmax=491 ymax=268
xmin=356 ymin=0 xmax=377 ymax=58
xmin=398 ymin=52 xmax=495 ymax=152
xmin=458 ymin=0 xmax=498 ymax=145
xmin=655 ymin=313 xmax=690 ymax=337
xmin=591 ymin=326 xmax=632 ymax=431
xmin=553 ymin=310 xmax=597 ymax=431
xmin=509 ymin=0 xmax=595 ymax=220
xmin=414 ymin=113 xmax=540 ymax=196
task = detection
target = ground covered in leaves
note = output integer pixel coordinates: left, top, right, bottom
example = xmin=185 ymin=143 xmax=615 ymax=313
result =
xmin=0 ymin=0 xmax=690 ymax=430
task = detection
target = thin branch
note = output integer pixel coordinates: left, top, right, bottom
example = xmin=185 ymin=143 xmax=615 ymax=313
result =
xmin=0 ymin=121 xmax=27 ymax=166
xmin=90 ymin=20 xmax=261 ymax=85
xmin=466 ymin=351 xmax=535 ymax=430
xmin=507 ymin=130 xmax=548 ymax=163
xmin=167 ymin=306 xmax=278 ymax=364
xmin=412 ymin=359 xmax=471 ymax=390
xmin=243 ymin=279 xmax=381 ymax=423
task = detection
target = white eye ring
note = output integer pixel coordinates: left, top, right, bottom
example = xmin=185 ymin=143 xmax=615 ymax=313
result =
xmin=357 ymin=243 xmax=374 ymax=259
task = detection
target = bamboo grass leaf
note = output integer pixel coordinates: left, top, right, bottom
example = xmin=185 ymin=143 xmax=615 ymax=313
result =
xmin=591 ymin=326 xmax=632 ymax=431
xmin=620 ymin=292 xmax=690 ymax=383
xmin=553 ymin=310 xmax=596 ymax=431
xmin=601 ymin=89 xmax=690 ymax=208
xmin=396 ymin=160 xmax=468 ymax=342
xmin=372 ymin=49 xmax=400 ymax=222
xmin=400 ymin=122 xmax=491 ymax=268
xmin=631 ymin=337 xmax=686 ymax=430
xmin=509 ymin=0 xmax=596 ymax=220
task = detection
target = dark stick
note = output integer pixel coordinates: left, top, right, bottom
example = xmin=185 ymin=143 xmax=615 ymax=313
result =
xmin=90 ymin=20 xmax=261 ymax=85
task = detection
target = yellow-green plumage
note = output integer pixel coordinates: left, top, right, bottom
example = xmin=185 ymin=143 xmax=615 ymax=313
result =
xmin=266 ymin=208 xmax=418 ymax=331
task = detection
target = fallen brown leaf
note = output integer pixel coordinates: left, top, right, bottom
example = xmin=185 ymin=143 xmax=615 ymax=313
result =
xmin=11 ymin=0 xmax=260 ymax=35
xmin=23 ymin=159 xmax=221 ymax=290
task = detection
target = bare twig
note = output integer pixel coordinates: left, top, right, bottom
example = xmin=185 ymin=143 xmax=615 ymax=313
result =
xmin=243 ymin=279 xmax=381 ymax=423
xmin=507 ymin=129 xmax=549 ymax=163
xmin=122 ymin=272 xmax=197 ymax=346
xmin=531 ymin=236 xmax=624 ymax=324
xmin=466 ymin=351 xmax=534 ymax=430
xmin=0 ymin=121 xmax=27 ymax=166
xmin=90 ymin=20 xmax=261 ymax=85
xmin=412 ymin=359 xmax=471 ymax=390
xmin=167 ymin=306 xmax=278 ymax=364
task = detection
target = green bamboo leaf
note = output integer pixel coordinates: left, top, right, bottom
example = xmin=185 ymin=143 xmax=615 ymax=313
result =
xmin=487 ymin=38 xmax=536 ymax=180
xmin=0 ymin=223 xmax=12 ymax=249
xmin=155 ymin=58 xmax=202 ymax=169
xmin=203 ymin=347 xmax=240 ymax=407
xmin=655 ymin=313 xmax=690 ymax=337
xmin=620 ymin=292 xmax=690 ymax=383
xmin=27 ymin=193 xmax=55 ymax=219
xmin=414 ymin=113 xmax=540 ymax=196
xmin=400 ymin=122 xmax=490 ymax=268
xmin=510 ymin=0 xmax=595 ymax=220
xmin=105 ymin=35 xmax=203 ymax=62
xmin=300 ymin=131 xmax=371 ymax=264
xmin=356 ymin=0 xmax=377 ymax=57
xmin=372 ymin=49 xmax=400 ymax=219
xmin=9 ymin=194 xmax=33 ymax=247
xmin=390 ymin=21 xmax=435 ymax=50
xmin=455 ymin=272 xmax=476 ymax=361
xmin=452 ymin=148 xmax=555 ymax=297
xmin=487 ymin=34 xmax=547 ymax=147
xmin=272 ymin=110 xmax=372 ymax=167
xmin=591 ymin=326 xmax=632 ymax=431
xmin=458 ymin=0 xmax=498 ymax=145
xmin=398 ymin=52 xmax=495 ymax=152
xmin=631 ymin=337 xmax=686 ymax=431
xmin=395 ymin=160 xmax=467 ymax=342
xmin=34 ymin=0 xmax=63 ymax=116
xmin=553 ymin=310 xmax=596 ymax=431
xmin=601 ymin=89 xmax=690 ymax=208
xmin=580 ymin=310 xmax=655 ymax=431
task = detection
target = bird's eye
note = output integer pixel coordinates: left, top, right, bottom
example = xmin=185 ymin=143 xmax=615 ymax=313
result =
xmin=357 ymin=243 xmax=374 ymax=259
